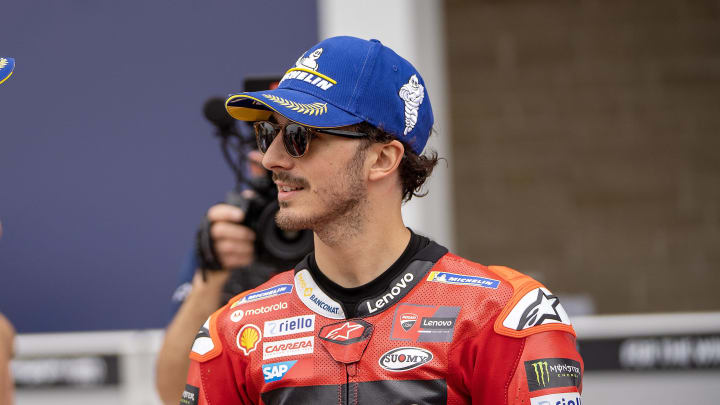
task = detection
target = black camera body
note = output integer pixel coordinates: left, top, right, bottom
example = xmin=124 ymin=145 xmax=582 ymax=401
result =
xmin=195 ymin=174 xmax=313 ymax=273
xmin=195 ymin=90 xmax=313 ymax=280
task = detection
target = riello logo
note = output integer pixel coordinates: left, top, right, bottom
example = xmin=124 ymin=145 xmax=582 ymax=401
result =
xmin=378 ymin=347 xmax=433 ymax=372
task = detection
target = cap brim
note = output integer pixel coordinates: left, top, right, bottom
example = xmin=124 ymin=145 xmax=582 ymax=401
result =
xmin=225 ymin=88 xmax=362 ymax=129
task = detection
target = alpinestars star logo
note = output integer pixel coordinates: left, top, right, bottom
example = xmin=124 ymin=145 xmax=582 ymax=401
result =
xmin=517 ymin=289 xmax=562 ymax=330
xmin=323 ymin=322 xmax=364 ymax=341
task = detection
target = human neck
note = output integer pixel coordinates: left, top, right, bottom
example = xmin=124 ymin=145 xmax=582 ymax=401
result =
xmin=312 ymin=207 xmax=410 ymax=288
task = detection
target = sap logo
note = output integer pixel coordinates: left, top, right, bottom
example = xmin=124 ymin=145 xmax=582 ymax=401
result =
xmin=378 ymin=347 xmax=433 ymax=372
xmin=262 ymin=360 xmax=297 ymax=383
xmin=364 ymin=272 xmax=414 ymax=314
xmin=264 ymin=315 xmax=315 ymax=338
xmin=530 ymin=392 xmax=582 ymax=405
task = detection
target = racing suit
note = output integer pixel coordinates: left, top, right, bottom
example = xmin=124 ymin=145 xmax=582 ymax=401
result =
xmin=184 ymin=240 xmax=583 ymax=404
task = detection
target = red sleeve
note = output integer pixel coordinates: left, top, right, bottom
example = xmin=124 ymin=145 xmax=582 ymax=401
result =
xmin=450 ymin=324 xmax=583 ymax=405
xmin=183 ymin=309 xmax=253 ymax=405
xmin=184 ymin=353 xmax=250 ymax=405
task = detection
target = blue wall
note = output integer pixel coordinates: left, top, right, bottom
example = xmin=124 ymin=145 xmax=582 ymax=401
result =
xmin=0 ymin=1 xmax=318 ymax=332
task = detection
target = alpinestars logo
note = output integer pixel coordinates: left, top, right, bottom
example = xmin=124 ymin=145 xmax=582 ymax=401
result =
xmin=502 ymin=287 xmax=572 ymax=331
xmin=517 ymin=290 xmax=562 ymax=330
xmin=190 ymin=318 xmax=214 ymax=356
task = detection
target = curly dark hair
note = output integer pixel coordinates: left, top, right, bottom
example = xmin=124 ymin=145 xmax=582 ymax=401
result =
xmin=355 ymin=122 xmax=440 ymax=202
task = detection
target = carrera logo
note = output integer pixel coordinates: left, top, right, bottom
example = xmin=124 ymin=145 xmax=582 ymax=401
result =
xmin=263 ymin=336 xmax=314 ymax=360
xmin=264 ymin=315 xmax=315 ymax=338
xmin=379 ymin=347 xmax=433 ymax=372
xmin=363 ymin=272 xmax=414 ymax=314
xmin=233 ymin=284 xmax=293 ymax=307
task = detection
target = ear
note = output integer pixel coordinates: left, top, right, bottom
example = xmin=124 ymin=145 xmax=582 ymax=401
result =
xmin=368 ymin=140 xmax=404 ymax=182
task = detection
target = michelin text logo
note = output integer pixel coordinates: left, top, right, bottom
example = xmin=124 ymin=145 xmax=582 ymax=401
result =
xmin=427 ymin=271 xmax=500 ymax=289
xmin=279 ymin=47 xmax=336 ymax=91
xmin=234 ymin=284 xmax=293 ymax=306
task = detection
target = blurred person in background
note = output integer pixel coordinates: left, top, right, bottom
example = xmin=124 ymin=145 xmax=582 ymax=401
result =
xmin=0 ymin=312 xmax=15 ymax=405
xmin=155 ymin=151 xmax=279 ymax=405
xmin=1 ymin=220 xmax=16 ymax=404
xmin=182 ymin=36 xmax=584 ymax=404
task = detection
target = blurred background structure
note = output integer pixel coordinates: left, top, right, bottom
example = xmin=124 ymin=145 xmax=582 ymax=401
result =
xmin=0 ymin=0 xmax=718 ymax=404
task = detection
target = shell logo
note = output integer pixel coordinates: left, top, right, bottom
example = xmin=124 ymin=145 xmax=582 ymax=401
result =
xmin=236 ymin=324 xmax=262 ymax=356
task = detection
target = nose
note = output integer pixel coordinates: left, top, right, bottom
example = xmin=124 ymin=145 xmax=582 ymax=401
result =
xmin=261 ymin=129 xmax=294 ymax=172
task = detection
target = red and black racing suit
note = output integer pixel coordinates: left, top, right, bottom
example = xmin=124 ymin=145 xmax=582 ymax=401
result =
xmin=184 ymin=237 xmax=583 ymax=404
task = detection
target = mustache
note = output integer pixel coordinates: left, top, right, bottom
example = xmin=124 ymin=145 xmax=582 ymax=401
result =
xmin=272 ymin=171 xmax=309 ymax=188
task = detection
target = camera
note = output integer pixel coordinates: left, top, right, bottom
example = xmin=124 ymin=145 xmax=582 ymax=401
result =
xmin=195 ymin=79 xmax=313 ymax=280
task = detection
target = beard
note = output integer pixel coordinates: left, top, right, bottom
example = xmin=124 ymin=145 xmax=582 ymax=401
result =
xmin=274 ymin=146 xmax=368 ymax=237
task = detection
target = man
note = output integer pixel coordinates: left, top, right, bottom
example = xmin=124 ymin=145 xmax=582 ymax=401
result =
xmin=183 ymin=36 xmax=583 ymax=405
xmin=156 ymin=153 xmax=270 ymax=405
xmin=0 ymin=312 xmax=15 ymax=405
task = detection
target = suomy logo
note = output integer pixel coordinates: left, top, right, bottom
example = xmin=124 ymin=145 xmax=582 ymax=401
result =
xmin=364 ymin=272 xmax=414 ymax=314
xmin=378 ymin=347 xmax=433 ymax=372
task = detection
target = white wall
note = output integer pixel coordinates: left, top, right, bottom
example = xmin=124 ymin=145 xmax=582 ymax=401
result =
xmin=318 ymin=0 xmax=456 ymax=249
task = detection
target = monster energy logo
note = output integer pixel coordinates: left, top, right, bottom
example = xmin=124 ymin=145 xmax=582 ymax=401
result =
xmin=531 ymin=361 xmax=550 ymax=387
xmin=524 ymin=357 xmax=582 ymax=392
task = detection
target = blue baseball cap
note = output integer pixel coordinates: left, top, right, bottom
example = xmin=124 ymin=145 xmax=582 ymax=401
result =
xmin=0 ymin=57 xmax=15 ymax=85
xmin=225 ymin=36 xmax=433 ymax=154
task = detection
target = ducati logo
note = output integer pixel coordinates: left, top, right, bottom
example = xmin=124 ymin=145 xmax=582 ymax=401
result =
xmin=400 ymin=313 xmax=417 ymax=331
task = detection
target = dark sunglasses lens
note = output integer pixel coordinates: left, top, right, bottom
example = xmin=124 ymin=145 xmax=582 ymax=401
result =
xmin=254 ymin=122 xmax=276 ymax=153
xmin=283 ymin=124 xmax=310 ymax=157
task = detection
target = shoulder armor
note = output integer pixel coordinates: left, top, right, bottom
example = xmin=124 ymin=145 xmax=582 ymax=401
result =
xmin=489 ymin=265 xmax=576 ymax=338
xmin=189 ymin=305 xmax=227 ymax=362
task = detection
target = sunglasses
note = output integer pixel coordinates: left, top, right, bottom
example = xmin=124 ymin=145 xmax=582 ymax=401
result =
xmin=253 ymin=121 xmax=368 ymax=158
